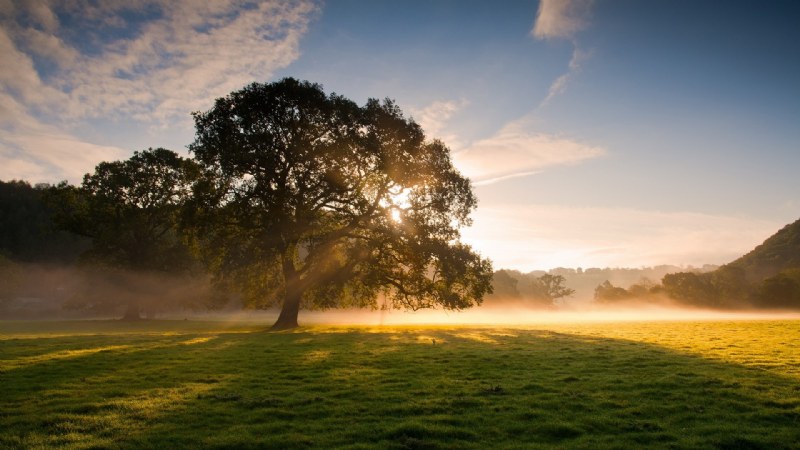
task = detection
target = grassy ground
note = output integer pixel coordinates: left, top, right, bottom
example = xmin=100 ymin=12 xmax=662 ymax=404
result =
xmin=1 ymin=319 xmax=799 ymax=449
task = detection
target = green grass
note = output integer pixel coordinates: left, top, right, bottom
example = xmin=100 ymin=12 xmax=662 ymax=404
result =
xmin=1 ymin=319 xmax=799 ymax=449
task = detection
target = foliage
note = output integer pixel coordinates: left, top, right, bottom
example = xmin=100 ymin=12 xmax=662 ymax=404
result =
xmin=708 ymin=265 xmax=750 ymax=305
xmin=72 ymin=148 xmax=200 ymax=272
xmin=2 ymin=320 xmax=799 ymax=448
xmin=488 ymin=266 xmax=702 ymax=304
xmin=727 ymin=217 xmax=800 ymax=282
xmin=189 ymin=78 xmax=492 ymax=328
xmin=529 ymin=273 xmax=575 ymax=307
xmin=661 ymin=266 xmax=767 ymax=309
xmin=0 ymin=180 xmax=88 ymax=263
xmin=593 ymin=280 xmax=632 ymax=303
xmin=752 ymin=268 xmax=800 ymax=308
xmin=594 ymin=278 xmax=664 ymax=304
xmin=487 ymin=269 xmax=521 ymax=300
xmin=47 ymin=149 xmax=204 ymax=319
xmin=661 ymin=272 xmax=718 ymax=307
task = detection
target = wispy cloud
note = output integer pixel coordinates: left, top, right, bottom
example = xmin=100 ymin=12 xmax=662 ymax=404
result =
xmin=410 ymin=99 xmax=469 ymax=150
xmin=0 ymin=91 xmax=129 ymax=182
xmin=0 ymin=0 xmax=318 ymax=182
xmin=532 ymin=0 xmax=593 ymax=105
xmin=462 ymin=204 xmax=781 ymax=271
xmin=452 ymin=116 xmax=604 ymax=185
xmin=541 ymin=46 xmax=590 ymax=105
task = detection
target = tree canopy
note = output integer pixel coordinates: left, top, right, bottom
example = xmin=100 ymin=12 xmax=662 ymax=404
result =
xmin=529 ymin=273 xmax=574 ymax=307
xmin=189 ymin=78 xmax=492 ymax=329
xmin=49 ymin=148 xmax=203 ymax=319
xmin=0 ymin=180 xmax=87 ymax=263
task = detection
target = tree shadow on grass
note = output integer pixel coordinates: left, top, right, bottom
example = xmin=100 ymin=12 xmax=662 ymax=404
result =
xmin=3 ymin=326 xmax=800 ymax=449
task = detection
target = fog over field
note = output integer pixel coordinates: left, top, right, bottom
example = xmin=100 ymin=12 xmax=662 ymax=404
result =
xmin=176 ymin=305 xmax=800 ymax=328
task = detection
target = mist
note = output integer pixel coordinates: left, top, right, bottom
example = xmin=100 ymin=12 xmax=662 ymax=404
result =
xmin=136 ymin=299 xmax=800 ymax=328
xmin=3 ymin=263 xmax=799 ymax=325
xmin=0 ymin=262 xmax=217 ymax=320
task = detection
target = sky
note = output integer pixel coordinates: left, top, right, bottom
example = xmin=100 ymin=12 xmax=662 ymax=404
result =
xmin=1 ymin=0 xmax=799 ymax=271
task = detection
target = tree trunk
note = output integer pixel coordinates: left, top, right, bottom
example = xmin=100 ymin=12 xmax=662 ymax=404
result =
xmin=270 ymin=287 xmax=301 ymax=331
xmin=270 ymin=248 xmax=303 ymax=331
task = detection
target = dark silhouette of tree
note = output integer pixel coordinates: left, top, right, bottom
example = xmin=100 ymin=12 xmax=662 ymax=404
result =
xmin=594 ymin=280 xmax=631 ymax=303
xmin=49 ymin=148 xmax=202 ymax=320
xmin=726 ymin=218 xmax=800 ymax=281
xmin=0 ymin=180 xmax=88 ymax=263
xmin=530 ymin=273 xmax=574 ymax=307
xmin=661 ymin=271 xmax=719 ymax=307
xmin=709 ymin=265 xmax=750 ymax=306
xmin=627 ymin=277 xmax=656 ymax=297
xmin=487 ymin=270 xmax=521 ymax=301
xmin=189 ymin=78 xmax=492 ymax=330
xmin=752 ymin=269 xmax=800 ymax=308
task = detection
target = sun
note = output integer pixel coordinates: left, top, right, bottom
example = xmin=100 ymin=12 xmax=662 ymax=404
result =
xmin=385 ymin=187 xmax=412 ymax=223
xmin=391 ymin=208 xmax=402 ymax=223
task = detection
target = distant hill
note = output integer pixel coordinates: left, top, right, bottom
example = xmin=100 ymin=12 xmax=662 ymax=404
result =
xmin=726 ymin=218 xmax=800 ymax=282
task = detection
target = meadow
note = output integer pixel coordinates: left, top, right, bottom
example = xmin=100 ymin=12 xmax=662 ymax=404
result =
xmin=1 ymin=318 xmax=799 ymax=449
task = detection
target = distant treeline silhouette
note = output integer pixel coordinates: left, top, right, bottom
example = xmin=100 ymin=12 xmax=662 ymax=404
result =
xmin=487 ymin=218 xmax=800 ymax=310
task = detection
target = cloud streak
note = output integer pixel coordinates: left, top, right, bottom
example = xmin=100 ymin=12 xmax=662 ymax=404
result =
xmin=532 ymin=0 xmax=593 ymax=105
xmin=0 ymin=91 xmax=129 ymax=182
xmin=461 ymin=204 xmax=781 ymax=271
xmin=452 ymin=116 xmax=605 ymax=185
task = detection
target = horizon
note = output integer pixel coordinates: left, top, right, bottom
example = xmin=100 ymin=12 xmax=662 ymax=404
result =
xmin=1 ymin=0 xmax=798 ymax=272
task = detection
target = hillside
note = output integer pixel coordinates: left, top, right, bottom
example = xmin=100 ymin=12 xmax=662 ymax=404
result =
xmin=726 ymin=217 xmax=800 ymax=282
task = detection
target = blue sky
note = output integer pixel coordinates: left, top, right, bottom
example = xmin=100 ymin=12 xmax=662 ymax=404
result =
xmin=1 ymin=0 xmax=798 ymax=270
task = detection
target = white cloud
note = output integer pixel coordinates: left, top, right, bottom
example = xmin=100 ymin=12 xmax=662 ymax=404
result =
xmin=532 ymin=0 xmax=593 ymax=40
xmin=542 ymin=72 xmax=570 ymax=105
xmin=410 ymin=99 xmax=469 ymax=149
xmin=452 ymin=116 xmax=604 ymax=185
xmin=48 ymin=0 xmax=316 ymax=122
xmin=27 ymin=1 xmax=59 ymax=32
xmin=0 ymin=92 xmax=128 ymax=183
xmin=21 ymin=27 xmax=78 ymax=68
xmin=461 ymin=204 xmax=781 ymax=272
xmin=0 ymin=27 xmax=70 ymax=112
xmin=540 ymin=47 xmax=590 ymax=106
xmin=0 ymin=0 xmax=318 ymax=182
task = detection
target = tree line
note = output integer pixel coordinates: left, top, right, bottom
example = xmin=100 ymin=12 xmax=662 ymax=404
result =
xmin=1 ymin=78 xmax=493 ymax=329
xmin=595 ymin=266 xmax=800 ymax=309
xmin=487 ymin=253 xmax=800 ymax=310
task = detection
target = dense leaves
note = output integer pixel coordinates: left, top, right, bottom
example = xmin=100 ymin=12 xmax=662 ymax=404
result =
xmin=0 ymin=180 xmax=87 ymax=263
xmin=47 ymin=148 xmax=206 ymax=319
xmin=74 ymin=148 xmax=201 ymax=272
xmin=727 ymin=218 xmax=800 ymax=281
xmin=529 ymin=273 xmax=575 ymax=307
xmin=189 ymin=78 xmax=492 ymax=328
xmin=753 ymin=269 xmax=800 ymax=308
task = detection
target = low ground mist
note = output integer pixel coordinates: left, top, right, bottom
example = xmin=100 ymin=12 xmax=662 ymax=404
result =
xmin=173 ymin=303 xmax=800 ymax=328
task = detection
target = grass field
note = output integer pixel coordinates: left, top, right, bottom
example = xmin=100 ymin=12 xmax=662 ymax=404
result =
xmin=1 ymin=318 xmax=799 ymax=449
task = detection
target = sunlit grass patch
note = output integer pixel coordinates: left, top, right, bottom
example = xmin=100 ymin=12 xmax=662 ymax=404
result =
xmin=0 ymin=345 xmax=133 ymax=372
xmin=1 ymin=319 xmax=799 ymax=448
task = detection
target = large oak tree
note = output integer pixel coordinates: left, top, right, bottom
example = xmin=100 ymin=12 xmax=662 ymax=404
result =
xmin=190 ymin=78 xmax=492 ymax=330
